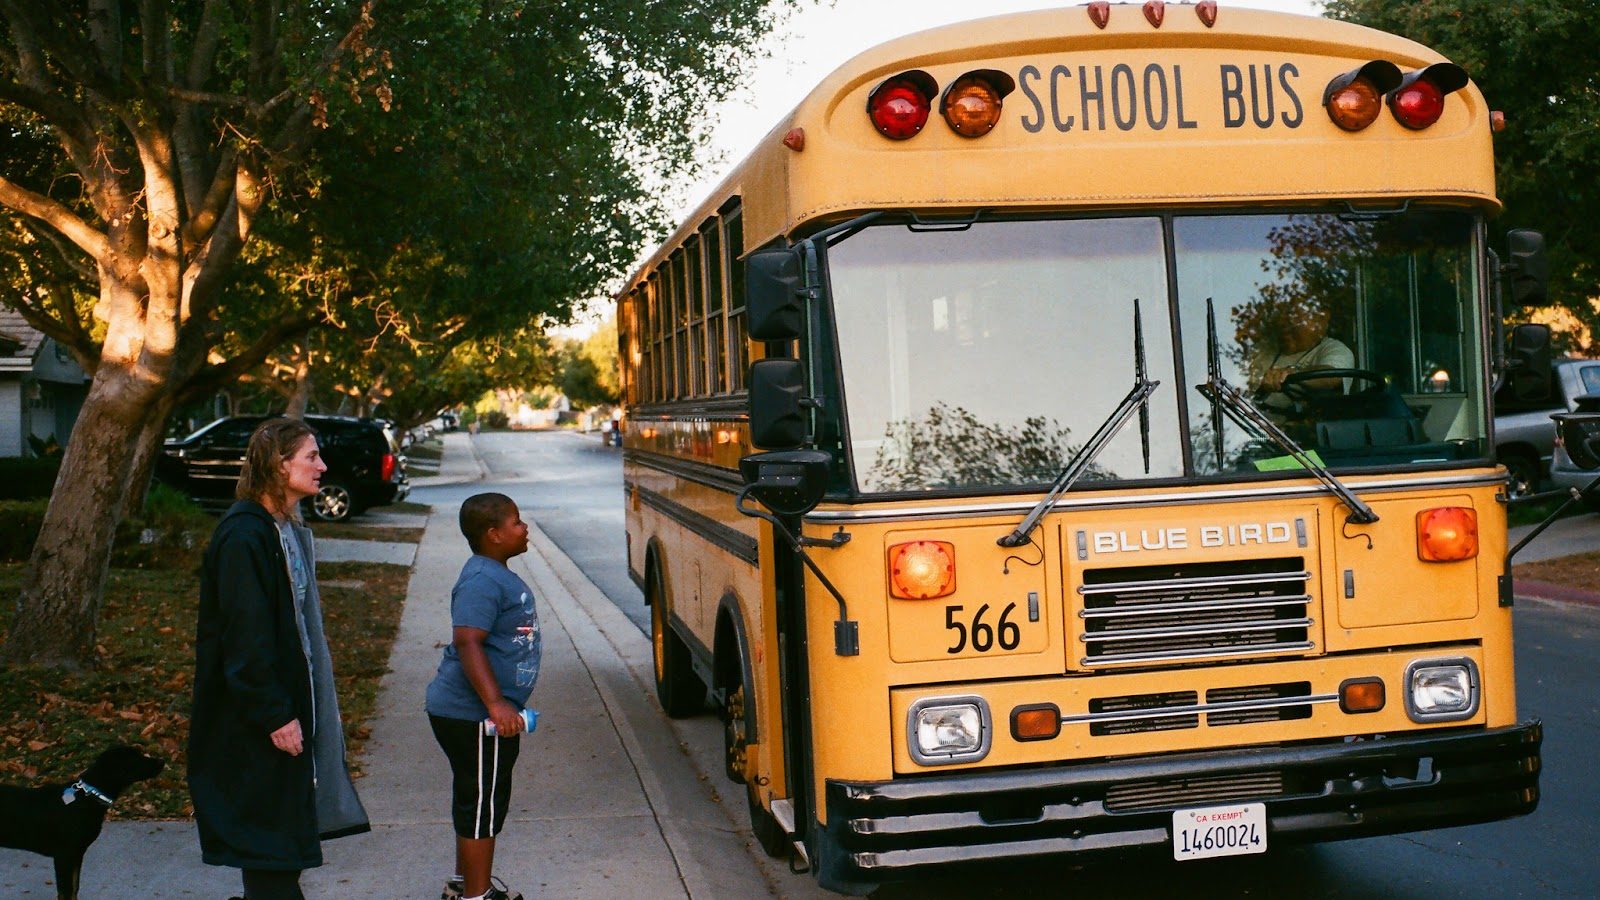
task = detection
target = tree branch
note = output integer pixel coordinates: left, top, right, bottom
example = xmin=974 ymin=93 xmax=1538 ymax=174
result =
xmin=183 ymin=0 xmax=226 ymax=91
xmin=85 ymin=0 xmax=121 ymax=84
xmin=179 ymin=312 xmax=324 ymax=403
xmin=0 ymin=173 xmax=108 ymax=260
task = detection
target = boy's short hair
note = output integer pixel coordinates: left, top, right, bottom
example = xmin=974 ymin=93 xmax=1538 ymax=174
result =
xmin=459 ymin=492 xmax=517 ymax=553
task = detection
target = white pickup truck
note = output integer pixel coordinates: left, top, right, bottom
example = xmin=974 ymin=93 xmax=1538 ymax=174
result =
xmin=1493 ymin=357 xmax=1600 ymax=497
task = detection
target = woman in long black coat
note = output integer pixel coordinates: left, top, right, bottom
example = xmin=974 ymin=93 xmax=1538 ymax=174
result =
xmin=188 ymin=418 xmax=369 ymax=900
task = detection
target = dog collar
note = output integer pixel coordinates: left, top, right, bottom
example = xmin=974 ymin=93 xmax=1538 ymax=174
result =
xmin=61 ymin=779 xmax=114 ymax=807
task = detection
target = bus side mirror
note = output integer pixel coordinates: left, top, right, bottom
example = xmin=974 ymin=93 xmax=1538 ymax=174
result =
xmin=1506 ymin=229 xmax=1548 ymax=306
xmin=748 ymin=357 xmax=810 ymax=450
xmin=745 ymin=248 xmax=806 ymax=340
xmin=739 ymin=449 xmax=832 ymax=516
xmin=1506 ymin=323 xmax=1552 ymax=402
xmin=1554 ymin=411 xmax=1600 ymax=470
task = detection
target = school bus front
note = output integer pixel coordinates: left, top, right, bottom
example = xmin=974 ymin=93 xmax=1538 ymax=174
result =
xmin=619 ymin=5 xmax=1544 ymax=894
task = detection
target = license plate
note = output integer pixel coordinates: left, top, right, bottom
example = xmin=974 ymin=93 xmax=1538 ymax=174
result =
xmin=1172 ymin=802 xmax=1267 ymax=861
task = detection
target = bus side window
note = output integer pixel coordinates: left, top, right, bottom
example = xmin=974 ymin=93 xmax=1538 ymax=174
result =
xmin=723 ymin=207 xmax=748 ymax=391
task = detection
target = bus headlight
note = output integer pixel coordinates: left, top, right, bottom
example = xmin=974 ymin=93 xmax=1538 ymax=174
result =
xmin=1405 ymin=658 xmax=1479 ymax=722
xmin=908 ymin=696 xmax=991 ymax=765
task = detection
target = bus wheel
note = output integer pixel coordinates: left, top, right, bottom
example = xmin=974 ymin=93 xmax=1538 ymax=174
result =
xmin=725 ymin=682 xmax=789 ymax=858
xmin=648 ymin=570 xmax=704 ymax=717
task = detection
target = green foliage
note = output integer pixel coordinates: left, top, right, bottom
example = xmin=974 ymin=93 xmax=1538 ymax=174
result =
xmin=1325 ymin=0 xmax=1600 ymax=323
xmin=0 ymin=486 xmax=212 ymax=568
xmin=558 ymin=317 xmax=621 ymax=408
xmin=481 ymin=409 xmax=510 ymax=429
xmin=868 ymin=402 xmax=1099 ymax=492
xmin=0 ymin=500 xmax=45 ymax=561
xmin=0 ymin=457 xmax=60 ymax=499
xmin=112 ymin=484 xmax=216 ymax=571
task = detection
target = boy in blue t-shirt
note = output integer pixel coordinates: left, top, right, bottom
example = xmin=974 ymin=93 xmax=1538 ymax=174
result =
xmin=426 ymin=492 xmax=541 ymax=900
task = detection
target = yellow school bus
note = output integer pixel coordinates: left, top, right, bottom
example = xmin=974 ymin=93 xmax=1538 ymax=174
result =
xmin=617 ymin=4 xmax=1545 ymax=893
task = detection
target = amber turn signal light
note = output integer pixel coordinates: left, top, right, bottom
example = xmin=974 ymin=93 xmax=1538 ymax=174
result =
xmin=1323 ymin=60 xmax=1402 ymax=131
xmin=1416 ymin=507 xmax=1478 ymax=561
xmin=1011 ymin=704 xmax=1061 ymax=741
xmin=888 ymin=540 xmax=956 ymax=599
xmin=940 ymin=70 xmax=1015 ymax=138
xmin=1340 ymin=677 xmax=1386 ymax=714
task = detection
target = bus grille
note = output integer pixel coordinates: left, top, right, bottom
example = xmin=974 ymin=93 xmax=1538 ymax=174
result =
xmin=1078 ymin=558 xmax=1314 ymax=667
xmin=1104 ymin=771 xmax=1287 ymax=813
xmin=1083 ymin=682 xmax=1321 ymax=736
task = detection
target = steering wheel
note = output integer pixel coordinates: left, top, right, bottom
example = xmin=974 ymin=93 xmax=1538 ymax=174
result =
xmin=1278 ymin=368 xmax=1388 ymax=401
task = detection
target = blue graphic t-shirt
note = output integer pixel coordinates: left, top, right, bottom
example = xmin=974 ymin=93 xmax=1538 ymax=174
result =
xmin=424 ymin=554 xmax=541 ymax=721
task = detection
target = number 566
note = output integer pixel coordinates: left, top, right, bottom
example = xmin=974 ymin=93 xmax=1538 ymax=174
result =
xmin=945 ymin=602 xmax=1020 ymax=653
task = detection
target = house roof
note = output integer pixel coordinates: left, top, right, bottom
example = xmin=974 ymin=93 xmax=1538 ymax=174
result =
xmin=0 ymin=308 xmax=44 ymax=363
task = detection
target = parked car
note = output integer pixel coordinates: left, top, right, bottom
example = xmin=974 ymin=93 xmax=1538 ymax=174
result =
xmin=156 ymin=414 xmax=409 ymax=521
xmin=1549 ymin=394 xmax=1600 ymax=509
xmin=1493 ymin=358 xmax=1600 ymax=497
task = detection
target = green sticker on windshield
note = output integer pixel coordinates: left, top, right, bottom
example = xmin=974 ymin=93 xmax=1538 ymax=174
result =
xmin=1253 ymin=450 xmax=1327 ymax=472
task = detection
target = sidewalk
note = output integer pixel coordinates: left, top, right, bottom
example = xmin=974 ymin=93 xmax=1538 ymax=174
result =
xmin=0 ymin=433 xmax=784 ymax=899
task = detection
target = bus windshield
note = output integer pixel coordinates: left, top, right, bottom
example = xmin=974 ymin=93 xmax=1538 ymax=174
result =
xmin=827 ymin=208 xmax=1486 ymax=494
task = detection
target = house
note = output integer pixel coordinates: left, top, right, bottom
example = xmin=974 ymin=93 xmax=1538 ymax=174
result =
xmin=0 ymin=308 xmax=90 ymax=457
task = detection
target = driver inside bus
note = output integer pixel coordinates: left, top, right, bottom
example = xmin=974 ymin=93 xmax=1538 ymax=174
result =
xmin=1248 ymin=303 xmax=1354 ymax=414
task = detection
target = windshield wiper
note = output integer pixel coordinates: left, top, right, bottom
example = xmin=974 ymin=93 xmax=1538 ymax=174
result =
xmin=1196 ymin=298 xmax=1379 ymax=525
xmin=998 ymin=302 xmax=1159 ymax=548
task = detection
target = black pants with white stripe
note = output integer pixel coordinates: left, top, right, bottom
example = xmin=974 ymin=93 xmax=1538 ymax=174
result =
xmin=429 ymin=714 xmax=522 ymax=839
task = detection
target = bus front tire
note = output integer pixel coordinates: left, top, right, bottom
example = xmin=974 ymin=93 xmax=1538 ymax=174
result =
xmin=649 ymin=572 xmax=704 ymax=718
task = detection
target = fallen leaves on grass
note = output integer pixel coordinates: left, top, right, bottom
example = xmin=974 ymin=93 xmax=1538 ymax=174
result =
xmin=0 ymin=558 xmax=409 ymax=819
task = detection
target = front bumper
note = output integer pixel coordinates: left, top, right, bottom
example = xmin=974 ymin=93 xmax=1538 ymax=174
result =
xmin=818 ymin=721 xmax=1540 ymax=888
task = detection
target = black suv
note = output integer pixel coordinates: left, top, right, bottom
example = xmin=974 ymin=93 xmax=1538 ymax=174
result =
xmin=157 ymin=414 xmax=410 ymax=521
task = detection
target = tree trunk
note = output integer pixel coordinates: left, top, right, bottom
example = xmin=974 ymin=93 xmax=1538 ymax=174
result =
xmin=118 ymin=392 xmax=180 ymax=521
xmin=285 ymin=343 xmax=311 ymax=418
xmin=4 ymin=368 xmax=159 ymax=668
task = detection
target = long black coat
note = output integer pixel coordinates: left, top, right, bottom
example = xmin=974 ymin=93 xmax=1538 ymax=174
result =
xmin=188 ymin=501 xmax=368 ymax=871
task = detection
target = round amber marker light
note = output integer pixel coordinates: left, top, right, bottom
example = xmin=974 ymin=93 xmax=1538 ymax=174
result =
xmin=1416 ymin=507 xmax=1478 ymax=561
xmin=1326 ymin=78 xmax=1383 ymax=131
xmin=888 ymin=540 xmax=956 ymax=599
xmin=942 ymin=76 xmax=1003 ymax=137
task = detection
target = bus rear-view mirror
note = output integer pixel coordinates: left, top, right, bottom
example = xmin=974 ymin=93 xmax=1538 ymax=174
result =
xmin=1506 ymin=323 xmax=1552 ymax=402
xmin=1506 ymin=229 xmax=1548 ymax=307
xmin=748 ymin=357 xmax=809 ymax=450
xmin=745 ymin=248 xmax=806 ymax=340
xmin=1554 ymin=411 xmax=1600 ymax=470
xmin=738 ymin=449 xmax=832 ymax=516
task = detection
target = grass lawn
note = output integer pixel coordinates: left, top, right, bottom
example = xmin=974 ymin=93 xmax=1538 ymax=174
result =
xmin=0 ymin=558 xmax=409 ymax=819
xmin=309 ymin=521 xmax=425 ymax=543
xmin=1515 ymin=550 xmax=1600 ymax=589
xmin=405 ymin=441 xmax=443 ymax=463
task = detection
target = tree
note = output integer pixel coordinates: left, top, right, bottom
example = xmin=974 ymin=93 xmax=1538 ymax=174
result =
xmin=557 ymin=317 xmax=620 ymax=409
xmin=0 ymin=0 xmax=800 ymax=668
xmin=1325 ymin=1 xmax=1600 ymax=321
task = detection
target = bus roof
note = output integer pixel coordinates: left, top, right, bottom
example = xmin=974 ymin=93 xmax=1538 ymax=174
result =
xmin=628 ymin=5 xmax=1495 ymax=290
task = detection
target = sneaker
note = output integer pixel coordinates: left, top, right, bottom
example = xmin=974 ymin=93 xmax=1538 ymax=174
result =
xmin=442 ymin=876 xmax=522 ymax=900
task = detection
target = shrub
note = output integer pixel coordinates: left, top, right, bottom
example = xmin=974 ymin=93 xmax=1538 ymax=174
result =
xmin=113 ymin=483 xmax=214 ymax=570
xmin=0 ymin=499 xmax=46 ymax=561
xmin=482 ymin=410 xmax=509 ymax=429
xmin=0 ymin=458 xmax=61 ymax=500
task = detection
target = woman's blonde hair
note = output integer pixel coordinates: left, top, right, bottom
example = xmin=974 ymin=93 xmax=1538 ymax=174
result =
xmin=236 ymin=418 xmax=318 ymax=517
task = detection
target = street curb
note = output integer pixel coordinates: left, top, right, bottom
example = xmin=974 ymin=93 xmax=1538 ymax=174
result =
xmin=1516 ymin=578 xmax=1600 ymax=608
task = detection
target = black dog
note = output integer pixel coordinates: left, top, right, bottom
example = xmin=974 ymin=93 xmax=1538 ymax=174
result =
xmin=0 ymin=745 xmax=165 ymax=900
